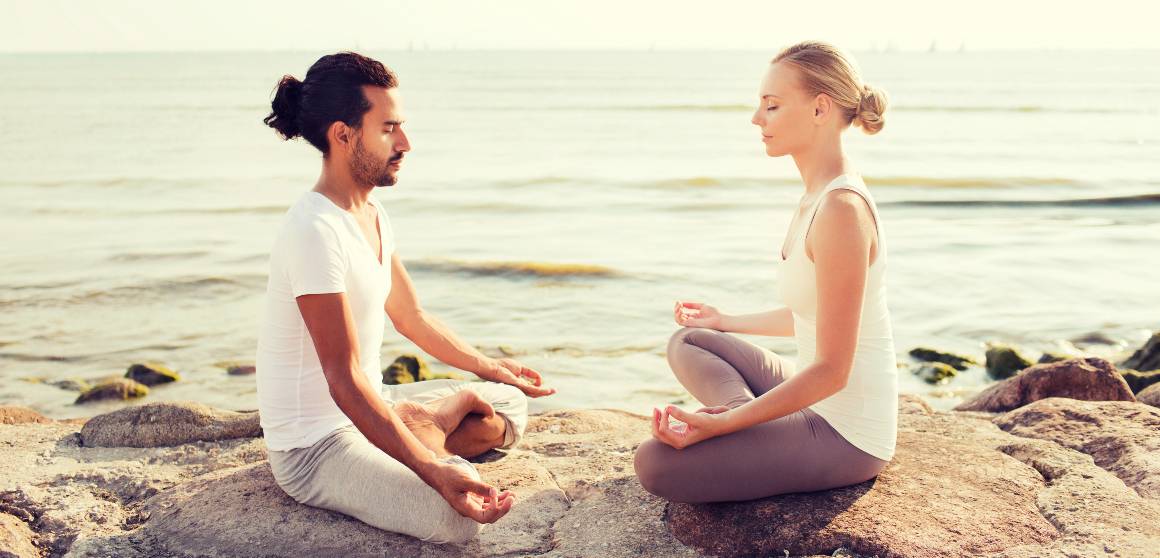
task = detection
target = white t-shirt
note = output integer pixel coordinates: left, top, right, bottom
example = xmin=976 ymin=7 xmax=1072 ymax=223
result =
xmin=256 ymin=191 xmax=395 ymax=451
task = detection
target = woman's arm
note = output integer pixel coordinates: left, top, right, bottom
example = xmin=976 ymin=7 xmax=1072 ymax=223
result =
xmin=675 ymin=303 xmax=795 ymax=337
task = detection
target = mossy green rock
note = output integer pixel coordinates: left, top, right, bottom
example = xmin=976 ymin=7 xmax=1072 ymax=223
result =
xmin=1119 ymin=369 xmax=1160 ymax=394
xmin=985 ymin=343 xmax=1034 ymax=380
xmin=912 ymin=362 xmax=958 ymax=385
xmin=907 ymin=347 xmax=978 ymax=371
xmin=1037 ymin=352 xmax=1072 ymax=365
xmin=382 ymin=354 xmax=461 ymax=384
xmin=126 ymin=363 xmax=181 ymax=386
xmin=76 ymin=378 xmax=150 ymax=404
xmin=1121 ymin=332 xmax=1160 ymax=372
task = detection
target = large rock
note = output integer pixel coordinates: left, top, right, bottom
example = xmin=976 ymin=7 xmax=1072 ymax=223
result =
xmin=955 ymin=357 xmax=1134 ymax=412
xmin=994 ymin=397 xmax=1160 ymax=499
xmin=1122 ymin=331 xmax=1160 ymax=371
xmin=0 ymin=406 xmax=52 ymax=425
xmin=0 ymin=513 xmax=39 ymax=558
xmin=80 ymin=401 xmax=261 ymax=448
xmin=1138 ymin=383 xmax=1160 ymax=408
xmin=665 ymin=425 xmax=1058 ymax=558
xmin=910 ymin=362 xmax=957 ymax=385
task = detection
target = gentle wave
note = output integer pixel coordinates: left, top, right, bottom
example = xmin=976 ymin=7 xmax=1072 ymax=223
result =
xmin=408 ymin=259 xmax=621 ymax=279
xmin=881 ymin=193 xmax=1160 ymax=208
xmin=0 ymin=275 xmax=266 ymax=309
xmin=108 ymin=250 xmax=212 ymax=263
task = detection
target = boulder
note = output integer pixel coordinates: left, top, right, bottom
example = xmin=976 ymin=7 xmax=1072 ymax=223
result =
xmin=907 ymin=347 xmax=977 ymax=370
xmin=80 ymin=401 xmax=261 ymax=448
xmin=74 ymin=378 xmax=149 ymax=404
xmin=1121 ymin=331 xmax=1160 ymax=371
xmin=955 ymin=357 xmax=1134 ymax=412
xmin=994 ymin=397 xmax=1160 ymax=499
xmin=984 ymin=343 xmax=1033 ymax=380
xmin=125 ymin=363 xmax=180 ymax=386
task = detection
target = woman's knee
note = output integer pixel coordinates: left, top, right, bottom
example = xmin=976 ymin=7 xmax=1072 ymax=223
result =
xmin=666 ymin=327 xmax=703 ymax=363
xmin=633 ymin=439 xmax=676 ymax=498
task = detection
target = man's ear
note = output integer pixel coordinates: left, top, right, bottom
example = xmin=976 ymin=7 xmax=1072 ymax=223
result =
xmin=327 ymin=121 xmax=353 ymax=152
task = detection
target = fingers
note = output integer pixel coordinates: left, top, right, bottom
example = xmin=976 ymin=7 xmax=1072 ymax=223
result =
xmin=666 ymin=405 xmax=698 ymax=425
xmin=680 ymin=301 xmax=704 ymax=310
xmin=519 ymin=382 xmax=557 ymax=398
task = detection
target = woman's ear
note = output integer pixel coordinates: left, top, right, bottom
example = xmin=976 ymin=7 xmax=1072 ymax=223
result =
xmin=814 ymin=94 xmax=831 ymax=122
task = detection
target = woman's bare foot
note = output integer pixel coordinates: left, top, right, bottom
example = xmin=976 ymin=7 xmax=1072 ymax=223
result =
xmin=395 ymin=390 xmax=495 ymax=457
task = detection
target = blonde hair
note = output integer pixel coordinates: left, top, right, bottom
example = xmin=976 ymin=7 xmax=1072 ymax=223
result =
xmin=772 ymin=41 xmax=888 ymax=135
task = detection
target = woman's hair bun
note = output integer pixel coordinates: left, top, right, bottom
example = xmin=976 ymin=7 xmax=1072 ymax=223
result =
xmin=852 ymin=83 xmax=888 ymax=135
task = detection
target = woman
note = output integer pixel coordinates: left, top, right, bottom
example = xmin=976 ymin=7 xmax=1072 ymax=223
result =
xmin=633 ymin=41 xmax=897 ymax=503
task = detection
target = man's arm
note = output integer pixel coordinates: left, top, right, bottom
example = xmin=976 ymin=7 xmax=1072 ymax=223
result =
xmin=296 ymin=292 xmax=512 ymax=522
xmin=384 ymin=253 xmax=554 ymax=397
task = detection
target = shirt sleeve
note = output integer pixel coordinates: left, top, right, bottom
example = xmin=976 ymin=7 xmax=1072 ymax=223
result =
xmin=284 ymin=218 xmax=347 ymax=297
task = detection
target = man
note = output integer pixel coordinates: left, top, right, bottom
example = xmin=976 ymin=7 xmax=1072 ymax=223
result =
xmin=256 ymin=52 xmax=555 ymax=543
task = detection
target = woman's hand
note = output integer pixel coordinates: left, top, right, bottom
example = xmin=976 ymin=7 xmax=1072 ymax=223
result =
xmin=482 ymin=358 xmax=556 ymax=397
xmin=650 ymin=405 xmax=732 ymax=449
xmin=674 ymin=301 xmax=724 ymax=330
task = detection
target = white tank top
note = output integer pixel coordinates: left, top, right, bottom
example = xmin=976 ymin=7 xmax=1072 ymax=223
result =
xmin=776 ymin=174 xmax=898 ymax=461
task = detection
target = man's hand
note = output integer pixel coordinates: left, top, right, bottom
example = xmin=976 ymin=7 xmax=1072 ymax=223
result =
xmin=482 ymin=358 xmax=555 ymax=397
xmin=428 ymin=461 xmax=515 ymax=523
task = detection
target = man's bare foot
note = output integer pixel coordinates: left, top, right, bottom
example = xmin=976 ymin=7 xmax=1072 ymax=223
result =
xmin=395 ymin=390 xmax=494 ymax=457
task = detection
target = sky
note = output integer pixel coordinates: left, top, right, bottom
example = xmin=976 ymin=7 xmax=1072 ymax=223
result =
xmin=1 ymin=0 xmax=1157 ymax=53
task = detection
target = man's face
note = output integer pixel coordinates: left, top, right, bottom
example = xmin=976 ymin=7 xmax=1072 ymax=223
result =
xmin=350 ymin=86 xmax=410 ymax=187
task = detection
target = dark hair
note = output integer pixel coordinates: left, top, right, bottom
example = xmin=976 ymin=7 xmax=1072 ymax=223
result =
xmin=263 ymin=52 xmax=398 ymax=154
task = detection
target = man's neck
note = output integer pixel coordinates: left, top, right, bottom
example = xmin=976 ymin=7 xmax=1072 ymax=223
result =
xmin=313 ymin=162 xmax=373 ymax=212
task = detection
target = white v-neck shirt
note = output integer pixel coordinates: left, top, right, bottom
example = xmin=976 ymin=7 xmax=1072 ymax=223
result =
xmin=257 ymin=191 xmax=395 ymax=451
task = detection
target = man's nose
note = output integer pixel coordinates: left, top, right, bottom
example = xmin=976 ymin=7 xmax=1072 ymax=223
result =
xmin=396 ymin=130 xmax=411 ymax=152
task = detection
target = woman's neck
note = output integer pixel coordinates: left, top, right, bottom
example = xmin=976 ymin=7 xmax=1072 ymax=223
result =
xmin=791 ymin=134 xmax=853 ymax=196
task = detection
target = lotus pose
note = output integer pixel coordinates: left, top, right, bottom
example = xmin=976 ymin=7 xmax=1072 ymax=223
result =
xmin=634 ymin=41 xmax=898 ymax=503
xmin=256 ymin=52 xmax=554 ymax=543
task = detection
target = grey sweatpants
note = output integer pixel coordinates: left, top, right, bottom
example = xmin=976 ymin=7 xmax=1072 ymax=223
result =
xmin=634 ymin=327 xmax=888 ymax=503
xmin=267 ymin=379 xmax=528 ymax=543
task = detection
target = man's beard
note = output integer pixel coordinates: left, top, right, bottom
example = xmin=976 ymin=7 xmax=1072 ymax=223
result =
xmin=350 ymin=137 xmax=401 ymax=187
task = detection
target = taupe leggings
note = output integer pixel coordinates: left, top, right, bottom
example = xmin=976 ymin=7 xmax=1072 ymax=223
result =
xmin=634 ymin=327 xmax=888 ymax=503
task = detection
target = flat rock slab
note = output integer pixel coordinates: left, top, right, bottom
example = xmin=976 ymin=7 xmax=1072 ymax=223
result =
xmin=80 ymin=401 xmax=261 ymax=448
xmin=666 ymin=427 xmax=1058 ymax=558
xmin=994 ymin=397 xmax=1160 ymax=499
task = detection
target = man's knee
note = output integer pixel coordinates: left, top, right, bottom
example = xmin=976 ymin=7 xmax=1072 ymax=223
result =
xmin=426 ymin=509 xmax=483 ymax=544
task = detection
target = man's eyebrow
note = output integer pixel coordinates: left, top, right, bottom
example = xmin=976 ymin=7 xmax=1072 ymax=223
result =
xmin=383 ymin=120 xmax=404 ymax=126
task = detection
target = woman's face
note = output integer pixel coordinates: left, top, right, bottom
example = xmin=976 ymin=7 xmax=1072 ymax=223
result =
xmin=751 ymin=62 xmax=817 ymax=158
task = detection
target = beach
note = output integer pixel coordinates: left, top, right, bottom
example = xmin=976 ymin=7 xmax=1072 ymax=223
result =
xmin=1 ymin=50 xmax=1158 ymax=418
